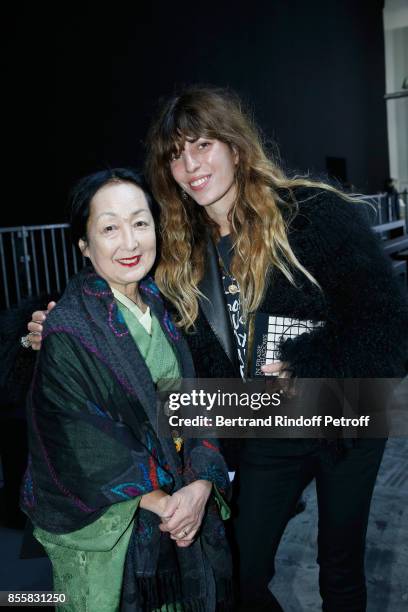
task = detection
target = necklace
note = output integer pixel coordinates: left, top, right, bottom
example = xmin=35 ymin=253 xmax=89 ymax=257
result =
xmin=227 ymin=283 xmax=240 ymax=294
xmin=218 ymin=257 xmax=240 ymax=295
xmin=216 ymin=240 xmax=240 ymax=295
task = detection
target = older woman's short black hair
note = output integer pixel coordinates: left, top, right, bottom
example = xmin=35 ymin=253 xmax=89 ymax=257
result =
xmin=70 ymin=168 xmax=159 ymax=245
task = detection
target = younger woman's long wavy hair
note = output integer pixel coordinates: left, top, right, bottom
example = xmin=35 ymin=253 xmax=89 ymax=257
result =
xmin=146 ymin=86 xmax=346 ymax=330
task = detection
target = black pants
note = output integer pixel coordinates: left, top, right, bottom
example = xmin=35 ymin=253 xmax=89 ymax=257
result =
xmin=232 ymin=439 xmax=386 ymax=611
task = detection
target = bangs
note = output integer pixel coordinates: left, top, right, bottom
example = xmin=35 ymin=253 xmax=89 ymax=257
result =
xmin=160 ymin=102 xmax=215 ymax=160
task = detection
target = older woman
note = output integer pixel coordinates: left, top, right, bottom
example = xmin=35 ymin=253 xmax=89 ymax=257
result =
xmin=21 ymin=168 xmax=232 ymax=612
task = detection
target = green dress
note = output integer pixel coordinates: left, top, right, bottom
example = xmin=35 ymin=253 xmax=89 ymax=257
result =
xmin=34 ymin=294 xmax=229 ymax=612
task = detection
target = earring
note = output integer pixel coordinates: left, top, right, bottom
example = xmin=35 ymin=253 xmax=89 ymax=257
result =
xmin=181 ymin=191 xmax=189 ymax=201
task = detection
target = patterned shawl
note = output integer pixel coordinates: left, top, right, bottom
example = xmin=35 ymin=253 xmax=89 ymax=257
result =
xmin=21 ymin=268 xmax=233 ymax=611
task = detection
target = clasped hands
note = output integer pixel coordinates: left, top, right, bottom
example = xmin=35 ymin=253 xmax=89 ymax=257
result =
xmin=139 ymin=479 xmax=212 ymax=548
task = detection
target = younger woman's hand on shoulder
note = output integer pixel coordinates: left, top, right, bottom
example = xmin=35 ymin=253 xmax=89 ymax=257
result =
xmin=27 ymin=301 xmax=56 ymax=350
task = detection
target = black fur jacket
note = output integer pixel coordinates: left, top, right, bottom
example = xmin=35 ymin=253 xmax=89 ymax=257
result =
xmin=186 ymin=187 xmax=408 ymax=379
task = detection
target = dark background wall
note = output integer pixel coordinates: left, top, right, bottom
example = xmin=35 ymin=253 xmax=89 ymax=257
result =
xmin=2 ymin=0 xmax=387 ymax=227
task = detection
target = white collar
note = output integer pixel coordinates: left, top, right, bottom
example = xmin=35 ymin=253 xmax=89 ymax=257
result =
xmin=111 ymin=287 xmax=152 ymax=335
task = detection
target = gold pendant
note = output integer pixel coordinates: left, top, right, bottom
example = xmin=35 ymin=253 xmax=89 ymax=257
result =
xmin=172 ymin=430 xmax=183 ymax=452
xmin=173 ymin=437 xmax=183 ymax=452
xmin=228 ymin=284 xmax=239 ymax=294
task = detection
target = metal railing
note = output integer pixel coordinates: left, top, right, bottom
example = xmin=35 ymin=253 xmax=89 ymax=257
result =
xmin=361 ymin=191 xmax=408 ymax=226
xmin=0 ymin=224 xmax=86 ymax=310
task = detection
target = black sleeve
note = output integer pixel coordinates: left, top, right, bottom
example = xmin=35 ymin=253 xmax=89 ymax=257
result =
xmin=279 ymin=193 xmax=408 ymax=378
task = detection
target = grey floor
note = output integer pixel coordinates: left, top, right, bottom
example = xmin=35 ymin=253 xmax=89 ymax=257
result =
xmin=271 ymin=437 xmax=408 ymax=611
xmin=0 ymin=526 xmax=52 ymax=592
xmin=271 ymin=379 xmax=408 ymax=611
xmin=1 ymin=391 xmax=407 ymax=611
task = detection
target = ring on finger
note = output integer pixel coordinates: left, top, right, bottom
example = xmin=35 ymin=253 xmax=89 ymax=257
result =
xmin=178 ymin=528 xmax=189 ymax=539
xmin=20 ymin=333 xmax=34 ymax=349
xmin=21 ymin=331 xmax=41 ymax=349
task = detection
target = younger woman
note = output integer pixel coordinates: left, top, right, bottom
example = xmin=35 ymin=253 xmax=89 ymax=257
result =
xmin=145 ymin=87 xmax=407 ymax=611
